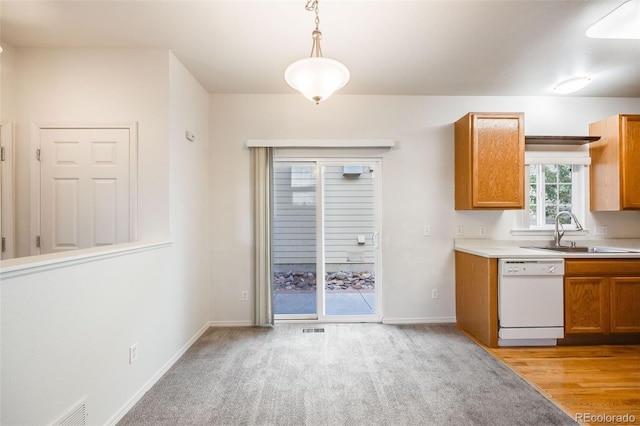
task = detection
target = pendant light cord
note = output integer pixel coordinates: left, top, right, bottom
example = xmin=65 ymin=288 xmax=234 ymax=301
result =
xmin=305 ymin=0 xmax=320 ymax=30
xmin=306 ymin=0 xmax=323 ymax=58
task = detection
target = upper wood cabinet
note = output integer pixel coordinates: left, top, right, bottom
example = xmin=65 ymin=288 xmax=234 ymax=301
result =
xmin=454 ymin=112 xmax=525 ymax=210
xmin=589 ymin=114 xmax=640 ymax=211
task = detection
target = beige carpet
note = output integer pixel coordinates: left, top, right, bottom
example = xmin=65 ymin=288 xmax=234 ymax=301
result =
xmin=118 ymin=323 xmax=577 ymax=426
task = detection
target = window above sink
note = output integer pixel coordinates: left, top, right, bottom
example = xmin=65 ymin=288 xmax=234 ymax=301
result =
xmin=512 ymin=148 xmax=590 ymax=236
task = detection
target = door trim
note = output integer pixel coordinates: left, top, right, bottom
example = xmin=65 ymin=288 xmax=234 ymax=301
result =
xmin=30 ymin=122 xmax=138 ymax=255
xmin=1 ymin=122 xmax=15 ymax=259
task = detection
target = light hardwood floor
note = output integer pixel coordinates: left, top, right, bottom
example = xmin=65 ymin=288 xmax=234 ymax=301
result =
xmin=485 ymin=345 xmax=640 ymax=426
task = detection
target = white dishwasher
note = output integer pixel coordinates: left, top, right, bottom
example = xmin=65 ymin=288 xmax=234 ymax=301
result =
xmin=498 ymin=258 xmax=565 ymax=347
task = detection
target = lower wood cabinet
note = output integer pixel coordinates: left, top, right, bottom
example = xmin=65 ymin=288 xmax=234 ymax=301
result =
xmin=454 ymin=251 xmax=498 ymax=347
xmin=454 ymin=255 xmax=640 ymax=347
xmin=565 ymin=277 xmax=610 ymax=334
xmin=610 ymin=277 xmax=640 ymax=333
xmin=564 ymin=260 xmax=640 ymax=336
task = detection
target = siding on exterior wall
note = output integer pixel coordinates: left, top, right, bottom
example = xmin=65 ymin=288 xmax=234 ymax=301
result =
xmin=273 ymin=163 xmax=375 ymax=266
xmin=324 ymin=165 xmax=375 ymax=265
xmin=273 ymin=164 xmax=316 ymax=264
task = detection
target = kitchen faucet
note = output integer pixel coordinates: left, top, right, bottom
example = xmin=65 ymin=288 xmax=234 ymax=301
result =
xmin=554 ymin=211 xmax=584 ymax=247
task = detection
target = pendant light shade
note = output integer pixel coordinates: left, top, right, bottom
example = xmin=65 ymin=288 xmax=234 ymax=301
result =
xmin=285 ymin=57 xmax=350 ymax=104
xmin=285 ymin=0 xmax=350 ymax=104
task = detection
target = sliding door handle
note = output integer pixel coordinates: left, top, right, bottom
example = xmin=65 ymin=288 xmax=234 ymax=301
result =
xmin=372 ymin=231 xmax=379 ymax=248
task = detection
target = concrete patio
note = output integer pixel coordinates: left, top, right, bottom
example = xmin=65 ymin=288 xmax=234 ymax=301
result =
xmin=274 ymin=290 xmax=375 ymax=315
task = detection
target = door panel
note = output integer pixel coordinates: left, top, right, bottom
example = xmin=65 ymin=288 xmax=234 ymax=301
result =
xmin=52 ymin=178 xmax=80 ymax=249
xmin=272 ymin=162 xmax=318 ymax=318
xmin=323 ymin=163 xmax=379 ymax=318
xmin=40 ymin=128 xmax=130 ymax=254
xmin=93 ymin=179 xmax=118 ymax=245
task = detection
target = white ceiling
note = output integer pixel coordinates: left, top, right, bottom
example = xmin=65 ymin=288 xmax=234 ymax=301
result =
xmin=1 ymin=0 xmax=639 ymax=97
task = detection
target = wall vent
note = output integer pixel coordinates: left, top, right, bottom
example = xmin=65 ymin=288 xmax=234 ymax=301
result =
xmin=302 ymin=328 xmax=325 ymax=333
xmin=342 ymin=165 xmax=363 ymax=177
xmin=55 ymin=399 xmax=87 ymax=426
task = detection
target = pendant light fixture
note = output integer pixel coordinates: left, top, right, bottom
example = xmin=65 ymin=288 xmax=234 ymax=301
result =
xmin=284 ymin=0 xmax=350 ymax=104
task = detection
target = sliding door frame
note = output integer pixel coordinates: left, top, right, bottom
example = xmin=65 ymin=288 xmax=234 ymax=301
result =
xmin=273 ymin=156 xmax=383 ymax=323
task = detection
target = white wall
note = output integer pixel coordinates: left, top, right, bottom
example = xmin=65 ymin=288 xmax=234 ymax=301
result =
xmin=2 ymin=247 xmax=175 ymax=425
xmin=1 ymin=50 xmax=211 ymax=425
xmin=168 ymin=53 xmax=211 ymax=341
xmin=209 ymin=94 xmax=640 ymax=324
xmin=0 ymin=43 xmax=16 ymax=123
xmin=13 ymin=48 xmax=172 ymax=257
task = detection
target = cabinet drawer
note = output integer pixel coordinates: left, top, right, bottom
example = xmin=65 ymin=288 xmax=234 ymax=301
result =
xmin=565 ymin=259 xmax=640 ymax=276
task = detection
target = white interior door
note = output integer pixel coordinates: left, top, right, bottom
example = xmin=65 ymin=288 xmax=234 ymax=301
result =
xmin=39 ymin=128 xmax=131 ymax=254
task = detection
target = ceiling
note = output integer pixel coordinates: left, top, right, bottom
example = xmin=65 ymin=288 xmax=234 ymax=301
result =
xmin=1 ymin=0 xmax=639 ymax=97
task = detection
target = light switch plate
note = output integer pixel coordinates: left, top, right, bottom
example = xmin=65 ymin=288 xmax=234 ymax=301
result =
xmin=594 ymin=225 xmax=608 ymax=236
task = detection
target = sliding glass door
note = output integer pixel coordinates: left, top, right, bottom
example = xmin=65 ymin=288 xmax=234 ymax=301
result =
xmin=272 ymin=159 xmax=382 ymax=322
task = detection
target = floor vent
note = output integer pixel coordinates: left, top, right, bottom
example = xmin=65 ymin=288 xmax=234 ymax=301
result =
xmin=302 ymin=328 xmax=325 ymax=333
xmin=55 ymin=399 xmax=87 ymax=426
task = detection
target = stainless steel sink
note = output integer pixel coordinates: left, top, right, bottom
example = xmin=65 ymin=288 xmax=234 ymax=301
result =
xmin=522 ymin=246 xmax=638 ymax=254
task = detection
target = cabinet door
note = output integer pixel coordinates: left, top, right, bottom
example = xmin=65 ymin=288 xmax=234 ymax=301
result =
xmin=565 ymin=277 xmax=610 ymax=334
xmin=620 ymin=115 xmax=640 ymax=209
xmin=472 ymin=114 xmax=524 ymax=209
xmin=590 ymin=114 xmax=640 ymax=211
xmin=455 ymin=112 xmax=524 ymax=210
xmin=610 ymin=277 xmax=640 ymax=333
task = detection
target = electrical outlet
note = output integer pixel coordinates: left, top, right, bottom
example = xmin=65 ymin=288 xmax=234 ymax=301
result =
xmin=456 ymin=226 xmax=463 ymax=236
xmin=423 ymin=225 xmax=431 ymax=237
xmin=129 ymin=343 xmax=138 ymax=364
xmin=594 ymin=225 xmax=608 ymax=236
xmin=432 ymin=289 xmax=439 ymax=299
xmin=479 ymin=226 xmax=486 ymax=236
xmin=242 ymin=290 xmax=249 ymax=301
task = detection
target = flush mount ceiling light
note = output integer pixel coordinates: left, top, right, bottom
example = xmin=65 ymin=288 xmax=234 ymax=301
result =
xmin=284 ymin=0 xmax=350 ymax=104
xmin=553 ymin=77 xmax=592 ymax=94
xmin=587 ymin=0 xmax=640 ymax=39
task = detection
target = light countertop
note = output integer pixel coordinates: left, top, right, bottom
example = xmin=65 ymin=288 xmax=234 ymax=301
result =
xmin=454 ymin=239 xmax=640 ymax=259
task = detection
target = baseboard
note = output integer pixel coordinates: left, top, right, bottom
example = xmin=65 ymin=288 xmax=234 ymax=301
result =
xmin=382 ymin=317 xmax=456 ymax=325
xmin=209 ymin=320 xmax=253 ymax=327
xmin=105 ymin=321 xmax=211 ymax=426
